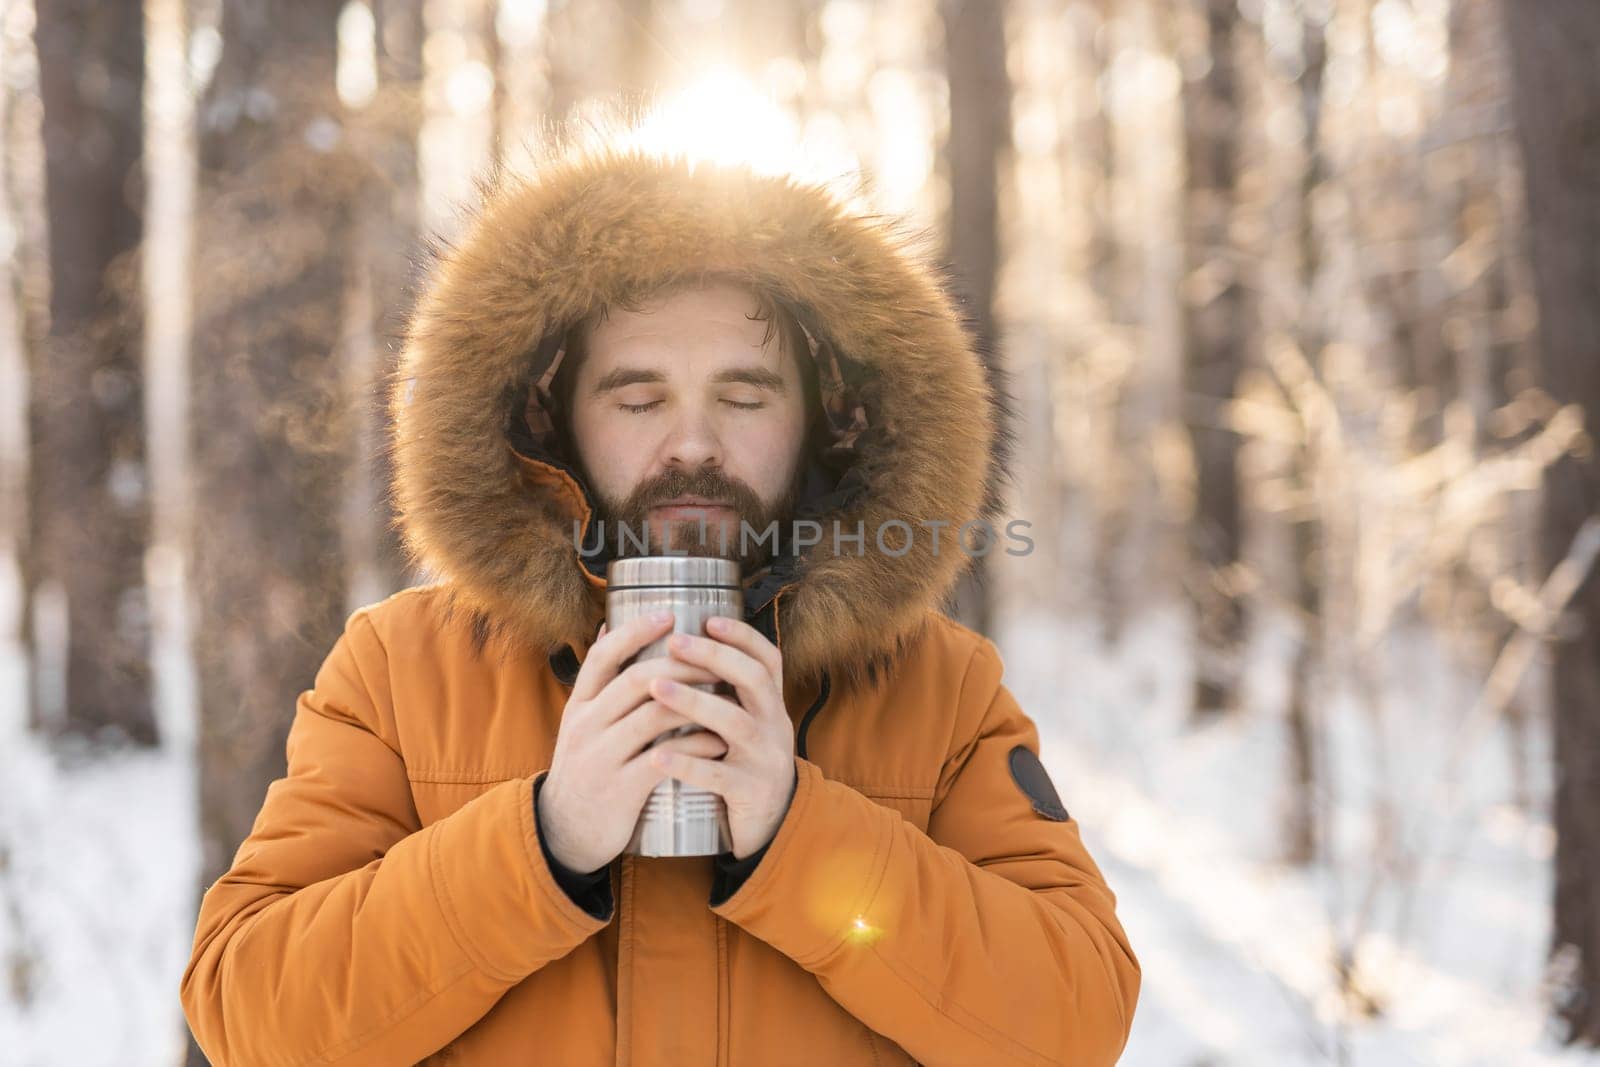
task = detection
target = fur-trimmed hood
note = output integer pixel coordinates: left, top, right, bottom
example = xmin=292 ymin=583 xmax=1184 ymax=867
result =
xmin=389 ymin=115 xmax=1014 ymax=692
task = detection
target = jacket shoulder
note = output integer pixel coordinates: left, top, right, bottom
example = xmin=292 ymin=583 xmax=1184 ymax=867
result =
xmin=349 ymin=582 xmax=451 ymax=635
xmin=865 ymin=611 xmax=1009 ymax=741
xmin=910 ymin=611 xmax=1019 ymax=741
xmin=346 ymin=582 xmax=492 ymax=657
xmin=913 ymin=610 xmax=1005 ymax=683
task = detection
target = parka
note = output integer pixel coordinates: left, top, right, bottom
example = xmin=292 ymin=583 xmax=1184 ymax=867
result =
xmin=179 ymin=113 xmax=1141 ymax=1066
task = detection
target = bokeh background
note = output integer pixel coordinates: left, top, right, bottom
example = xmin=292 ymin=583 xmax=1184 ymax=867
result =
xmin=1 ymin=1 xmax=1597 ymax=1064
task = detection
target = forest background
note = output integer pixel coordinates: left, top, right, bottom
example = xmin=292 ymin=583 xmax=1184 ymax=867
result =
xmin=0 ymin=1 xmax=1597 ymax=1064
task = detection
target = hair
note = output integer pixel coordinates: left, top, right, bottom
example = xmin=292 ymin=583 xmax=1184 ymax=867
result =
xmin=549 ymin=275 xmax=823 ymax=444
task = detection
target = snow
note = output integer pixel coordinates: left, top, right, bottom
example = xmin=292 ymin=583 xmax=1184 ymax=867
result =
xmin=997 ymin=602 xmax=1600 ymax=1066
xmin=0 ymin=737 xmax=197 ymax=1066
xmin=0 ymin=548 xmax=198 ymax=1067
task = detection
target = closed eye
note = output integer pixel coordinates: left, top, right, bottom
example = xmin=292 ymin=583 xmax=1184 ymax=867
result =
xmin=617 ymin=399 xmax=766 ymax=413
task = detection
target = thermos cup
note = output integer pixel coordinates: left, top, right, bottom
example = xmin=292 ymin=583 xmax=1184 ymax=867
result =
xmin=606 ymin=555 xmax=741 ymax=857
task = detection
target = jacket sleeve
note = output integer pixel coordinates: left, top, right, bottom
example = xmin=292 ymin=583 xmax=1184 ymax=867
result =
xmin=533 ymin=770 xmax=614 ymax=918
xmin=179 ymin=607 xmax=613 ymax=1066
xmin=708 ymin=761 xmax=791 ymax=904
xmin=709 ymin=638 xmax=1140 ymax=1067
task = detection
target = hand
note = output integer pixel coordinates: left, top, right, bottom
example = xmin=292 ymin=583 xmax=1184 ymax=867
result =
xmin=644 ymin=615 xmax=798 ymax=861
xmin=539 ymin=612 xmax=731 ymax=874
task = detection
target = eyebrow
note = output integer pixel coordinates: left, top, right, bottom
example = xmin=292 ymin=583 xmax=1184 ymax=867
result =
xmin=590 ymin=365 xmax=788 ymax=395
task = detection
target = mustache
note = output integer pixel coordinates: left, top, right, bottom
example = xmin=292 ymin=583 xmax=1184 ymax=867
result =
xmin=623 ymin=471 xmax=765 ymax=513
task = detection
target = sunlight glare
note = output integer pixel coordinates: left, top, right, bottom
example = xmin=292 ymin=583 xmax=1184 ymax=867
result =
xmin=620 ymin=66 xmax=866 ymax=209
xmin=626 ymin=67 xmax=803 ymax=178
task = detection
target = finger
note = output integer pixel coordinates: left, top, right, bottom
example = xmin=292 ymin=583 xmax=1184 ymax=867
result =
xmin=620 ymin=729 xmax=729 ymax=792
xmin=650 ymin=728 xmax=729 ymax=761
xmin=648 ymin=678 xmax=757 ymax=754
xmin=627 ymin=738 xmax=734 ymax=795
xmin=592 ymin=657 xmax=724 ymax=727
xmin=635 ymin=654 xmax=723 ymax=688
xmin=570 ymin=611 xmax=674 ymax=703
xmin=608 ymin=700 xmax=709 ymax=757
xmin=665 ymin=634 xmax=774 ymax=718
xmin=703 ymin=616 xmax=782 ymax=681
xmin=646 ymin=748 xmax=748 ymax=796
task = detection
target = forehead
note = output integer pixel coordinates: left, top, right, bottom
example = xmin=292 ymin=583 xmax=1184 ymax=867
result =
xmin=578 ymin=280 xmax=789 ymax=369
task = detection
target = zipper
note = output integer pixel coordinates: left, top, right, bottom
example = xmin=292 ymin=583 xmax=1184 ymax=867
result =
xmin=616 ymin=855 xmax=634 ymax=1067
xmin=795 ymin=669 xmax=833 ymax=760
xmin=715 ymin=913 xmax=730 ymax=1066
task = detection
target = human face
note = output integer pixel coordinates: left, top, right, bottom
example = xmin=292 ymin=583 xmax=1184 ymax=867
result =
xmin=566 ymin=280 xmax=810 ymax=572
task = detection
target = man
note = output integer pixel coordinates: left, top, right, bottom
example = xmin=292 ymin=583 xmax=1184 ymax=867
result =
xmin=533 ymin=277 xmax=819 ymax=891
xmin=180 ymin=116 xmax=1140 ymax=1066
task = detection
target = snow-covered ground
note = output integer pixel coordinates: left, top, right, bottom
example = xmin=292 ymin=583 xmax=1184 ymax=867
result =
xmin=0 ymin=549 xmax=199 ymax=1067
xmin=1 ymin=591 xmax=1596 ymax=1065
xmin=0 ymin=738 xmax=197 ymax=1065
xmin=998 ymin=602 xmax=1599 ymax=1067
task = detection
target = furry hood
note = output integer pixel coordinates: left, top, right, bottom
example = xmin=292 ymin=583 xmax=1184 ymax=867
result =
xmin=390 ymin=116 xmax=1014 ymax=692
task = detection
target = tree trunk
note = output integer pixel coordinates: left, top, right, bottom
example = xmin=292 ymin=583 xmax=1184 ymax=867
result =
xmin=1501 ymin=0 xmax=1600 ymax=1046
xmin=1087 ymin=0 xmax=1140 ymax=648
xmin=617 ymin=0 xmax=659 ymax=101
xmin=29 ymin=0 xmax=154 ymax=747
xmin=941 ymin=0 xmax=1013 ymax=640
xmin=1179 ymin=0 xmax=1246 ymax=716
xmin=188 ymin=0 xmax=351 ymax=948
xmin=354 ymin=0 xmax=423 ymax=602
xmin=1284 ymin=9 xmax=1330 ymax=868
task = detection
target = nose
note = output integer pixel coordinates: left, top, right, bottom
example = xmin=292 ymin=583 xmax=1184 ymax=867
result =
xmin=660 ymin=400 xmax=723 ymax=472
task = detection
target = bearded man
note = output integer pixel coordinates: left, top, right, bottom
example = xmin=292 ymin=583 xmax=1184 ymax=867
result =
xmin=180 ymin=115 xmax=1140 ymax=1066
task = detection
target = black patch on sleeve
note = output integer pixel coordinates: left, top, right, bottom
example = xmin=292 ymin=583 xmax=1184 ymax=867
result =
xmin=1008 ymin=745 xmax=1070 ymax=822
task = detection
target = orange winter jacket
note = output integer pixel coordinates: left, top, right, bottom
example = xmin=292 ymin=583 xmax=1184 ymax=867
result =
xmin=180 ymin=110 xmax=1139 ymax=1066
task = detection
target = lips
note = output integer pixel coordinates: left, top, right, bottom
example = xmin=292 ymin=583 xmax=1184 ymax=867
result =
xmin=654 ymin=497 xmax=731 ymax=509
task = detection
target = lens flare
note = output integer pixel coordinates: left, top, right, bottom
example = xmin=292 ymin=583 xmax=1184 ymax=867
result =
xmin=845 ymin=915 xmax=884 ymax=946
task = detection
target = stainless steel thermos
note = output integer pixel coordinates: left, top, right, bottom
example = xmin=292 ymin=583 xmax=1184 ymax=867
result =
xmin=606 ymin=555 xmax=741 ymax=857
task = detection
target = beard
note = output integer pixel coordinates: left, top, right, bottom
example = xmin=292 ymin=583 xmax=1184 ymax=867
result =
xmin=581 ymin=459 xmax=807 ymax=575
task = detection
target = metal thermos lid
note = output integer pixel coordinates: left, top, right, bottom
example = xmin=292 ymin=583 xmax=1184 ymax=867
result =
xmin=605 ymin=555 xmax=742 ymax=589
